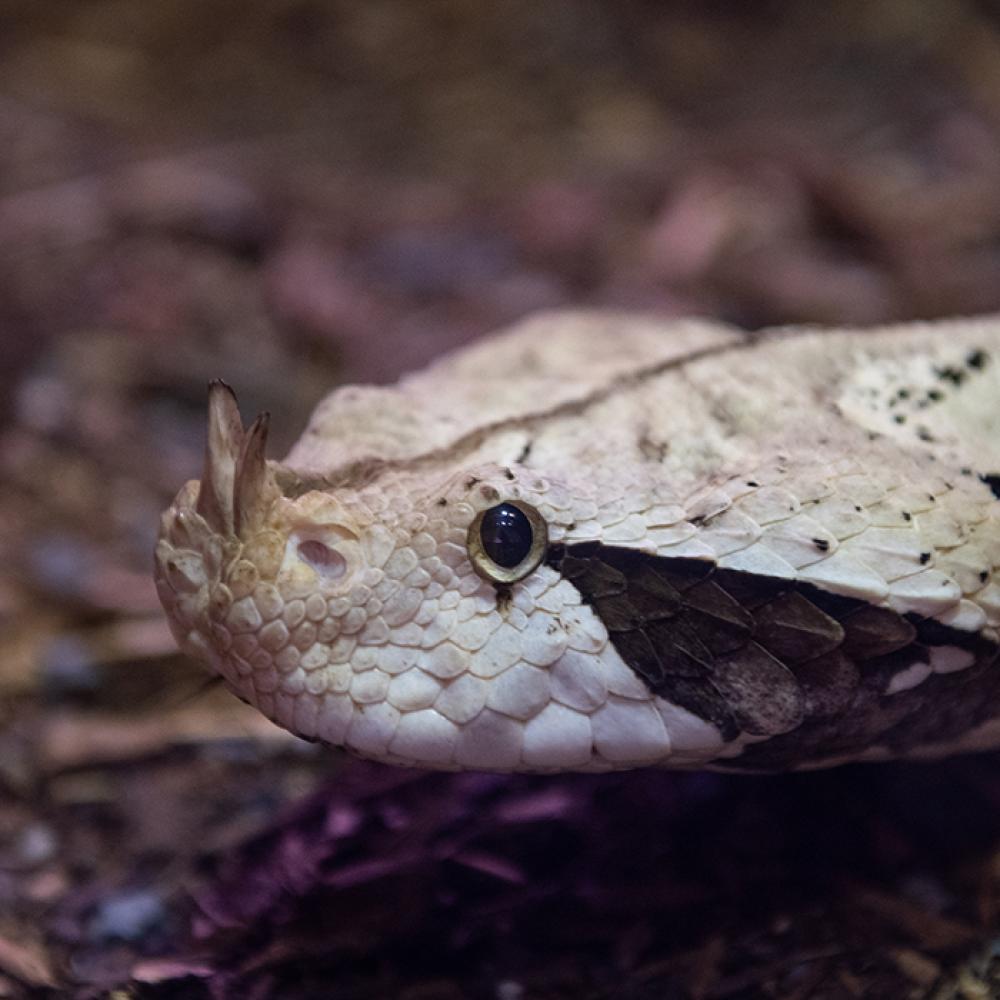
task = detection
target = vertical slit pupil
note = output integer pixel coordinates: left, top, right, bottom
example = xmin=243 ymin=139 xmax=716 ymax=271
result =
xmin=480 ymin=503 xmax=533 ymax=568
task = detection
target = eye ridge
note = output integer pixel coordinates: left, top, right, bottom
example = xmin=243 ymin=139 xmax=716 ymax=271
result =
xmin=467 ymin=500 xmax=548 ymax=584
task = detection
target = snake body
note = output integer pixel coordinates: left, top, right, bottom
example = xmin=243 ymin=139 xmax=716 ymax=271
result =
xmin=154 ymin=313 xmax=1000 ymax=771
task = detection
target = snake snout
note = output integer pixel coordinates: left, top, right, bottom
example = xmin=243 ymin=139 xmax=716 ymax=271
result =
xmin=154 ymin=382 xmax=284 ymax=673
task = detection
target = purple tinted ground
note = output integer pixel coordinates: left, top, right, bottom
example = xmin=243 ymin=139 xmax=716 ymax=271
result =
xmin=3 ymin=3 xmax=1000 ymax=997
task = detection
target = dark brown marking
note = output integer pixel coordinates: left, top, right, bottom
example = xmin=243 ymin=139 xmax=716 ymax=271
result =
xmin=623 ymin=563 xmax=683 ymax=619
xmin=644 ymin=618 xmax=713 ymax=677
xmin=637 ymin=423 xmax=669 ymax=463
xmin=711 ymin=642 xmax=805 ymax=736
xmin=793 ymin=650 xmax=859 ymax=717
xmin=655 ymin=675 xmax=739 ymax=740
xmin=682 ymin=582 xmax=754 ymax=655
xmin=982 ymin=474 xmax=1000 ymax=500
xmin=839 ymin=605 xmax=916 ymax=659
xmin=546 ymin=543 xmax=1000 ymax=770
xmin=753 ymin=591 xmax=843 ymax=663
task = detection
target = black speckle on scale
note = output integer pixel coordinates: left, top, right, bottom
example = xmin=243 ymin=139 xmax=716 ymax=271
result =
xmin=480 ymin=503 xmax=533 ymax=568
xmin=935 ymin=365 xmax=965 ymax=386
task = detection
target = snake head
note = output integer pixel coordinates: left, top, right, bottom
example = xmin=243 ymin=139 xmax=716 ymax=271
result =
xmin=156 ymin=381 xmax=665 ymax=771
xmin=156 ymin=318 xmax=1000 ymax=773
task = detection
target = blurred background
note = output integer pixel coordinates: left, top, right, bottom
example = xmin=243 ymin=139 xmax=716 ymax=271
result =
xmin=4 ymin=2 xmax=1000 ymax=996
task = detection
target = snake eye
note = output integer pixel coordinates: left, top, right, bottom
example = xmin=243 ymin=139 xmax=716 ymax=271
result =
xmin=481 ymin=504 xmax=532 ymax=566
xmin=467 ymin=501 xmax=548 ymax=585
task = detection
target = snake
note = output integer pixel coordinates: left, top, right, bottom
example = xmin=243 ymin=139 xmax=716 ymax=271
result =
xmin=154 ymin=312 xmax=1000 ymax=772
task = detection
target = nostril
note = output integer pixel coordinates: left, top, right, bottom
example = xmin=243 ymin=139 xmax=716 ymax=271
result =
xmin=297 ymin=540 xmax=347 ymax=579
